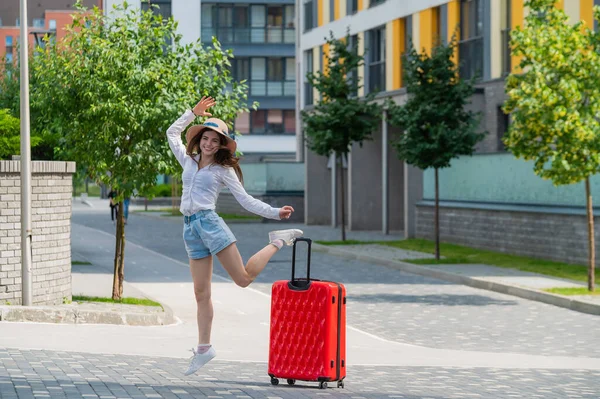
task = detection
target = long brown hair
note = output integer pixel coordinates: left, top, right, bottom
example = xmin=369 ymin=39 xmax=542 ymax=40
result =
xmin=186 ymin=128 xmax=244 ymax=184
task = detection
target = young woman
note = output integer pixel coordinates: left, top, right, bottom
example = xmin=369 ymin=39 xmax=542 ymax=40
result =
xmin=166 ymin=96 xmax=303 ymax=376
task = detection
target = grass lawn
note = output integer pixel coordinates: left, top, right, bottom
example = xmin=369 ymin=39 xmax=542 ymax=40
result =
xmin=72 ymin=295 xmax=162 ymax=307
xmin=134 ymin=208 xmax=262 ymax=221
xmin=544 ymin=287 xmax=600 ymax=296
xmin=73 ymin=184 xmax=101 ymax=197
xmin=316 ymin=238 xmax=599 ymax=286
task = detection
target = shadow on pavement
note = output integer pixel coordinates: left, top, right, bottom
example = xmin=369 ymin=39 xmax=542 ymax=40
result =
xmin=348 ymin=293 xmax=518 ymax=306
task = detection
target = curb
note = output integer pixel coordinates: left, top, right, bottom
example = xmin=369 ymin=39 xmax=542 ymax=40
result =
xmin=0 ymin=302 xmax=178 ymax=326
xmin=312 ymin=243 xmax=600 ymax=317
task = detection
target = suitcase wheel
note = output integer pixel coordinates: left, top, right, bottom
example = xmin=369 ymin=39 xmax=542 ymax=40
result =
xmin=286 ymin=379 xmax=296 ymax=386
xmin=337 ymin=380 xmax=345 ymax=389
xmin=270 ymin=377 xmax=279 ymax=386
xmin=319 ymin=381 xmax=328 ymax=389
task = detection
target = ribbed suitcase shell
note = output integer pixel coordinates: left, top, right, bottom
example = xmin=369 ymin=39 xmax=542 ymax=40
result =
xmin=268 ymin=279 xmax=346 ymax=383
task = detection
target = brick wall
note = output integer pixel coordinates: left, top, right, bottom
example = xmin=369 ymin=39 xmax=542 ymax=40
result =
xmin=0 ymin=161 xmax=76 ymax=305
xmin=416 ymin=203 xmax=600 ymax=266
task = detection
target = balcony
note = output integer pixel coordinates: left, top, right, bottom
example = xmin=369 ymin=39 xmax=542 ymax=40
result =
xmin=202 ymin=27 xmax=295 ymax=44
xmin=458 ymin=36 xmax=484 ymax=80
xmin=249 ymin=80 xmax=295 ymax=96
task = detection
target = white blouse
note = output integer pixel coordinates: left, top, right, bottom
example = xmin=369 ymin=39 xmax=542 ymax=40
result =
xmin=166 ymin=110 xmax=281 ymax=220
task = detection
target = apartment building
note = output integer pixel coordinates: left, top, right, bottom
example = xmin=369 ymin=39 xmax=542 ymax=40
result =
xmin=0 ymin=0 xmax=99 ymax=62
xmin=300 ymin=0 xmax=600 ymax=265
xmin=104 ymin=0 xmax=297 ymax=161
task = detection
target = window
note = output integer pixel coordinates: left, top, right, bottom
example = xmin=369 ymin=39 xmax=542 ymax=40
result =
xmin=497 ymin=107 xmax=509 ymax=152
xmin=235 ymin=112 xmax=250 ymax=134
xmin=304 ymin=50 xmax=313 ymax=105
xmin=141 ymin=0 xmax=172 ymax=18
xmin=284 ymin=5 xmax=295 ymax=43
xmin=236 ymin=110 xmax=296 ymax=134
xmin=49 ymin=19 xmax=57 ymax=30
xmin=370 ymin=0 xmax=386 ymax=7
xmin=347 ymin=0 xmax=358 ymax=14
xmin=233 ymin=58 xmax=250 ymax=81
xmin=459 ymin=0 xmax=484 ymax=80
xmin=432 ymin=7 xmax=441 ymax=48
xmin=367 ymin=26 xmax=386 ymax=93
xmin=304 ymin=0 xmax=315 ymax=32
xmin=33 ymin=18 xmax=45 ymax=28
xmin=201 ymin=4 xmax=216 ymax=40
xmin=141 ymin=0 xmax=173 ymax=45
xmin=15 ymin=18 xmax=19 ymax=27
xmin=234 ymin=57 xmax=295 ymax=96
xmin=401 ymin=18 xmax=410 ymax=88
xmin=5 ymin=36 xmax=13 ymax=63
xmin=348 ymin=34 xmax=358 ymax=97
xmin=501 ymin=0 xmax=511 ymax=75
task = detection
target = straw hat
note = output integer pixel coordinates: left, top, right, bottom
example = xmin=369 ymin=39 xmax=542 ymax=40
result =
xmin=186 ymin=118 xmax=236 ymax=153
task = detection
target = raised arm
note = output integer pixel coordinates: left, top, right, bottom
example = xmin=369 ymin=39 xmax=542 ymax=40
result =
xmin=166 ymin=110 xmax=195 ymax=167
xmin=221 ymin=167 xmax=281 ymax=220
xmin=166 ymin=96 xmax=217 ymax=167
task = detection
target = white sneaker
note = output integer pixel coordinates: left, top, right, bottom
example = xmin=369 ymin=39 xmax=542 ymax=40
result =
xmin=268 ymin=229 xmax=304 ymax=246
xmin=184 ymin=347 xmax=216 ymax=376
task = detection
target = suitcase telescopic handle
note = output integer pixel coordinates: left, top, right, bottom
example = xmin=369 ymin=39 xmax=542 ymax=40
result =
xmin=291 ymin=237 xmax=311 ymax=283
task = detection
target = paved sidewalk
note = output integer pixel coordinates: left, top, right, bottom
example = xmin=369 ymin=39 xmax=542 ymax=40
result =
xmin=314 ymin=244 xmax=600 ymax=316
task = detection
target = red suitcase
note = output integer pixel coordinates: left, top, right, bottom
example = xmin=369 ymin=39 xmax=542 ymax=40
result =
xmin=268 ymin=237 xmax=347 ymax=390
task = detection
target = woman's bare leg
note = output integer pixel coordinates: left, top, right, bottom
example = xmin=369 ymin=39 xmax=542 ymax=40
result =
xmin=216 ymin=242 xmax=277 ymax=288
xmin=190 ymin=256 xmax=213 ymax=344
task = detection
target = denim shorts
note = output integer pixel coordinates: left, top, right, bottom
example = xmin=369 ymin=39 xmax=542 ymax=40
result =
xmin=182 ymin=209 xmax=237 ymax=259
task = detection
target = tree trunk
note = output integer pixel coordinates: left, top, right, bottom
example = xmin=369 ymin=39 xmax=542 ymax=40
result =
xmin=112 ymin=200 xmax=126 ymax=300
xmin=586 ymin=177 xmax=595 ymax=292
xmin=339 ymin=153 xmax=346 ymax=242
xmin=435 ymin=168 xmax=440 ymax=260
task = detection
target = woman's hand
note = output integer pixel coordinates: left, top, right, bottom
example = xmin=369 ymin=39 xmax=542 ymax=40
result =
xmin=279 ymin=206 xmax=294 ymax=219
xmin=192 ymin=96 xmax=216 ymax=117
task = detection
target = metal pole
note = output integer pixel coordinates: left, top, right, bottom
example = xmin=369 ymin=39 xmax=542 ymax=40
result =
xmin=295 ymin=0 xmax=303 ymax=163
xmin=331 ymin=154 xmax=337 ymax=228
xmin=20 ymin=0 xmax=33 ymax=306
xmin=382 ymin=110 xmax=389 ymax=234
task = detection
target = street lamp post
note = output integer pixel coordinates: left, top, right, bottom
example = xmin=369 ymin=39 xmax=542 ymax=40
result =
xmin=20 ymin=0 xmax=33 ymax=306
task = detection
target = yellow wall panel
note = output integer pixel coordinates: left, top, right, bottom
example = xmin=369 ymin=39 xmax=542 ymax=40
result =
xmin=580 ymin=0 xmax=594 ymax=29
xmin=511 ymin=0 xmax=524 ymax=72
xmin=318 ymin=0 xmax=323 ymax=26
xmin=420 ymin=8 xmax=433 ymax=55
xmin=313 ymin=47 xmax=320 ymax=101
xmin=386 ymin=21 xmax=394 ymax=91
xmin=334 ymin=0 xmax=341 ymax=20
xmin=555 ymin=0 xmax=564 ymax=9
xmin=392 ymin=18 xmax=404 ymax=89
xmin=447 ymin=0 xmax=459 ymax=64
xmin=358 ymin=31 xmax=365 ymax=97
xmin=358 ymin=0 xmax=364 ymax=11
xmin=323 ymin=43 xmax=330 ymax=75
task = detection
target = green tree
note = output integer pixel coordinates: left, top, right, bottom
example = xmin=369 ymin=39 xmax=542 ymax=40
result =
xmin=301 ymin=31 xmax=382 ymax=241
xmin=32 ymin=1 xmax=252 ymax=299
xmin=503 ymin=0 xmax=600 ymax=291
xmin=0 ymin=109 xmax=42 ymax=160
xmin=0 ymin=60 xmax=57 ymax=160
xmin=388 ymin=37 xmax=484 ymax=259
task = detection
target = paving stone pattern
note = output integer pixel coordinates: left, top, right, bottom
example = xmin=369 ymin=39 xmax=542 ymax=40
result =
xmin=72 ymin=212 xmax=600 ymax=358
xmin=1 ymin=348 xmax=599 ymax=399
